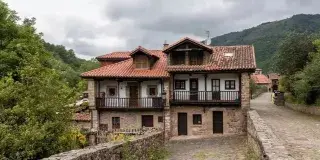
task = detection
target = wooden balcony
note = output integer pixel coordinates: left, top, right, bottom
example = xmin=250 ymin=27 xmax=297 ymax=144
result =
xmin=96 ymin=97 xmax=164 ymax=110
xmin=170 ymin=91 xmax=241 ymax=106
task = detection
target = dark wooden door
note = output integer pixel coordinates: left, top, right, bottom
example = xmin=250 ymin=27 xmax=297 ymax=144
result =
xmin=178 ymin=113 xmax=188 ymax=135
xmin=212 ymin=79 xmax=220 ymax=100
xmin=129 ymin=85 xmax=138 ymax=107
xmin=213 ymin=111 xmax=223 ymax=133
xmin=190 ymin=78 xmax=198 ymax=100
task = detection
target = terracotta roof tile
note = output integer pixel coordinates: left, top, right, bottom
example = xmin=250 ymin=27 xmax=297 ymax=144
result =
xmin=251 ymin=74 xmax=271 ymax=84
xmin=166 ymin=45 xmax=256 ymax=72
xmin=73 ymin=113 xmax=91 ymax=121
xmin=130 ymin=46 xmax=158 ymax=58
xmin=96 ymin=52 xmax=131 ymax=60
xmin=163 ymin=37 xmax=212 ymax=52
xmin=81 ymin=38 xmax=256 ymax=78
xmin=81 ymin=50 xmax=169 ymax=78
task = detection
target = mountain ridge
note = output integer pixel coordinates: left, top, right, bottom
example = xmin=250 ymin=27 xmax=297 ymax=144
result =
xmin=210 ymin=14 xmax=320 ymax=72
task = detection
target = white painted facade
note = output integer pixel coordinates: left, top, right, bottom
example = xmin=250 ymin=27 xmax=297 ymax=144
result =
xmin=173 ymin=73 xmax=240 ymax=101
xmin=97 ymin=80 xmax=163 ymax=107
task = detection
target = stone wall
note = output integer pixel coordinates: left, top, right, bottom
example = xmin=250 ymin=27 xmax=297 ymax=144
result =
xmin=285 ymin=102 xmax=320 ymax=116
xmin=247 ymin=110 xmax=294 ymax=160
xmin=43 ymin=132 xmax=164 ymax=160
xmin=72 ymin=121 xmax=91 ymax=130
xmin=170 ymin=107 xmax=245 ymax=136
xmin=99 ymin=111 xmax=164 ymax=130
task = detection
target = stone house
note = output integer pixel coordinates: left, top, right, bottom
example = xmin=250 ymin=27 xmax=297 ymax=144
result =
xmin=72 ymin=112 xmax=91 ymax=130
xmin=267 ymin=73 xmax=281 ymax=92
xmin=250 ymin=69 xmax=270 ymax=88
xmin=81 ymin=37 xmax=256 ymax=139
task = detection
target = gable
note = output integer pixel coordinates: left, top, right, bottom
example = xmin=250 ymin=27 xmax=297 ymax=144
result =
xmin=163 ymin=37 xmax=212 ymax=53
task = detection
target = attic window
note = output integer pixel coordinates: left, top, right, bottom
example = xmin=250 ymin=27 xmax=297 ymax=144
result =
xmin=224 ymin=52 xmax=234 ymax=57
xmin=135 ymin=55 xmax=149 ymax=69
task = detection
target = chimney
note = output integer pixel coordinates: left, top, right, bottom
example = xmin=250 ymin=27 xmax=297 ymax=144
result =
xmin=255 ymin=69 xmax=262 ymax=75
xmin=163 ymin=40 xmax=169 ymax=50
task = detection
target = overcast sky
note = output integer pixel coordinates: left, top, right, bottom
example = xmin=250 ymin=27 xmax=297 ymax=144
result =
xmin=4 ymin=0 xmax=320 ymax=59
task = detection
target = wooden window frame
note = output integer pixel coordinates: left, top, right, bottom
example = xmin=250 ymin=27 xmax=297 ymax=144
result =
xmin=142 ymin=115 xmax=154 ymax=127
xmin=147 ymin=85 xmax=158 ymax=97
xmin=135 ymin=55 xmax=149 ymax=69
xmin=189 ymin=51 xmax=203 ymax=65
xmin=193 ymin=114 xmax=202 ymax=125
xmin=225 ymin=80 xmax=236 ymax=90
xmin=174 ymin=80 xmax=186 ymax=90
xmin=112 ymin=117 xmax=120 ymax=129
xmin=171 ymin=52 xmax=186 ymax=65
xmin=107 ymin=86 xmax=117 ymax=97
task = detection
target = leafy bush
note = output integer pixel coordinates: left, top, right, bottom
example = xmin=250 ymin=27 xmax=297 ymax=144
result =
xmin=0 ymin=1 xmax=86 ymax=159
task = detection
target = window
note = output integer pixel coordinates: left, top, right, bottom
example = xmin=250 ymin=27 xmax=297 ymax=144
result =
xmin=142 ymin=115 xmax=154 ymax=127
xmin=189 ymin=51 xmax=203 ymax=65
xmin=99 ymin=124 xmax=108 ymax=131
xmin=107 ymin=86 xmax=117 ymax=97
xmin=171 ymin=52 xmax=185 ymax=65
xmin=193 ymin=114 xmax=202 ymax=125
xmin=112 ymin=117 xmax=120 ymax=129
xmin=158 ymin=116 xmax=163 ymax=123
xmin=175 ymin=80 xmax=186 ymax=90
xmin=135 ymin=55 xmax=149 ymax=69
xmin=225 ymin=80 xmax=236 ymax=90
xmin=147 ymin=85 xmax=157 ymax=97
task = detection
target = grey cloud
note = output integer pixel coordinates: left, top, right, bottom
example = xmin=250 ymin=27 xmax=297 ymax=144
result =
xmin=49 ymin=0 xmax=320 ymax=58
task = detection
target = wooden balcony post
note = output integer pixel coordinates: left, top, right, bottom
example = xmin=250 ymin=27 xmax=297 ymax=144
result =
xmin=204 ymin=74 xmax=207 ymax=101
xmin=172 ymin=73 xmax=175 ymax=101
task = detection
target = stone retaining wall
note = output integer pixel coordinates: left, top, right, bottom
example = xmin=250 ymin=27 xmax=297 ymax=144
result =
xmin=285 ymin=102 xmax=320 ymax=116
xmin=43 ymin=132 xmax=164 ymax=160
xmin=247 ymin=110 xmax=294 ymax=160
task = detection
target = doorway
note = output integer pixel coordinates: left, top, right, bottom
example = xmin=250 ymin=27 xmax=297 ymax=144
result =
xmin=129 ymin=84 xmax=139 ymax=107
xmin=178 ymin=113 xmax=188 ymax=135
xmin=213 ymin=111 xmax=223 ymax=133
xmin=189 ymin=78 xmax=198 ymax=100
xmin=212 ymin=79 xmax=220 ymax=100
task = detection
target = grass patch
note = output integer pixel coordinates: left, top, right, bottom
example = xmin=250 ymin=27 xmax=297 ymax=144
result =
xmin=245 ymin=147 xmax=259 ymax=160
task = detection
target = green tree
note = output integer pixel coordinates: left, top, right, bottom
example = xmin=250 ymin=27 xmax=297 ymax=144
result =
xmin=274 ymin=34 xmax=314 ymax=76
xmin=292 ymin=40 xmax=320 ymax=104
xmin=0 ymin=1 xmax=85 ymax=159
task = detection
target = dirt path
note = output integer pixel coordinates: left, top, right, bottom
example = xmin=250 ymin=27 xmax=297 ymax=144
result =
xmin=251 ymin=93 xmax=320 ymax=160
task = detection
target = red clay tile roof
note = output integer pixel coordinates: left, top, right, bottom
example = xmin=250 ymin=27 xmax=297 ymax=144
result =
xmin=130 ymin=46 xmax=158 ymax=58
xmin=268 ymin=73 xmax=280 ymax=80
xmin=166 ymin=45 xmax=256 ymax=72
xmin=251 ymin=74 xmax=271 ymax=84
xmin=81 ymin=37 xmax=256 ymax=78
xmin=163 ymin=37 xmax=213 ymax=53
xmin=81 ymin=50 xmax=169 ymax=78
xmin=96 ymin=51 xmax=131 ymax=60
xmin=73 ymin=113 xmax=91 ymax=121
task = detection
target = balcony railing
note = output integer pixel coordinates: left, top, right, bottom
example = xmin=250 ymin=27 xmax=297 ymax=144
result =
xmin=96 ymin=97 xmax=163 ymax=109
xmin=171 ymin=91 xmax=240 ymax=104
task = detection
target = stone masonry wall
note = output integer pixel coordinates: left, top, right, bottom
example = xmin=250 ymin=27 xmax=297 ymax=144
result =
xmin=241 ymin=72 xmax=251 ymax=133
xmin=43 ymin=132 xmax=164 ymax=160
xmin=241 ymin=72 xmax=250 ymax=110
xmin=247 ymin=110 xmax=294 ymax=160
xmin=171 ymin=107 xmax=245 ymax=136
xmin=285 ymin=102 xmax=320 ymax=116
xmin=87 ymin=79 xmax=99 ymax=131
xmin=99 ymin=111 xmax=164 ymax=130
